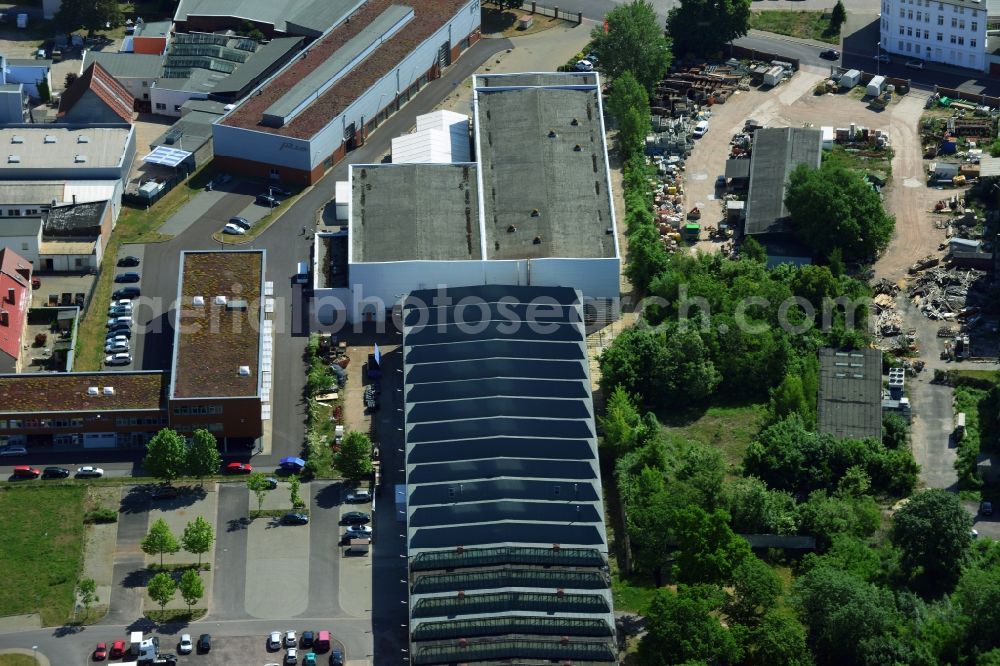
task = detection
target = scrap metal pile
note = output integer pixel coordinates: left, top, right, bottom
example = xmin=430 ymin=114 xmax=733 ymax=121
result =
xmin=872 ymin=279 xmax=903 ymax=341
xmin=907 ymin=267 xmax=984 ymax=320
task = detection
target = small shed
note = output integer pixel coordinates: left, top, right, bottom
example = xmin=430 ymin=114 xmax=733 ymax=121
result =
xmin=839 ymin=69 xmax=861 ymax=89
xmin=866 ymin=75 xmax=886 ymax=97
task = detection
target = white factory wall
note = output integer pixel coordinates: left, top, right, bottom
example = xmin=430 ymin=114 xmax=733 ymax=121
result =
xmin=150 ymin=85 xmax=207 ymax=117
xmin=879 ymin=0 xmax=988 ymax=71
xmin=526 ymin=257 xmax=621 ymax=300
xmin=212 ymin=122 xmax=314 ymax=171
xmin=0 ymin=231 xmax=41 ymax=266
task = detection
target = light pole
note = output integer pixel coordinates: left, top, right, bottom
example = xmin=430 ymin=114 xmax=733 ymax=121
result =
xmin=876 ymin=41 xmax=881 ymax=76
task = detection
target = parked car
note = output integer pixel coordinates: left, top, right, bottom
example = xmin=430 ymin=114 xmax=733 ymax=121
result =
xmin=981 ymin=501 xmax=994 ymax=516
xmin=285 ymin=648 xmax=297 ymax=665
xmin=114 ymin=272 xmax=140 ymax=283
xmin=107 ymin=322 xmax=133 ymax=335
xmin=106 ymin=335 xmax=130 ymax=347
xmin=225 ymin=462 xmax=253 ymax=474
xmin=330 ymin=648 xmax=344 ymax=665
xmin=197 ymin=634 xmax=211 ymax=653
xmin=819 ymin=49 xmax=840 ymax=60
xmin=108 ymin=303 xmax=133 ymax=315
xmin=345 ymin=489 xmax=372 ymax=503
xmin=300 ymin=631 xmax=314 ymax=648
xmin=42 ymin=466 xmax=70 ymax=479
xmin=573 ymin=58 xmax=593 ymax=72
xmin=905 ymin=59 xmax=925 ymax=69
xmin=256 ymin=193 xmax=280 ymax=207
xmin=875 ymin=54 xmax=891 ymax=63
xmin=285 ymin=630 xmax=297 ymax=647
xmin=265 ymin=476 xmax=279 ymax=489
xmin=340 ymin=511 xmax=371 ymax=525
xmin=692 ymin=120 xmax=709 ymax=138
xmin=178 ymin=634 xmax=192 ymax=654
xmin=105 ymin=342 xmax=130 ymax=354
xmin=12 ymin=465 xmax=40 ymax=479
xmin=76 ymin=466 xmax=104 ymax=478
xmin=106 ymin=316 xmax=132 ymax=328
xmin=113 ymin=286 xmax=141 ymax=299
xmin=303 ymin=653 xmax=317 ymax=665
xmin=109 ymin=640 xmax=125 ymax=658
xmin=222 ymin=223 xmax=247 ymax=235
xmin=93 ymin=642 xmax=108 ymax=660
xmin=229 ymin=216 xmax=251 ymax=229
xmin=117 ymin=256 xmax=140 ymax=267
xmin=315 ymin=631 xmax=330 ymax=652
xmin=268 ymin=631 xmax=283 ymax=651
xmin=105 ymin=352 xmax=132 ymax=366
xmin=0 ymin=445 xmax=27 ymax=456
xmin=344 ymin=524 xmax=373 ymax=537
xmin=282 ymin=513 xmax=309 ymax=525
xmin=152 ymin=655 xmax=177 ymax=666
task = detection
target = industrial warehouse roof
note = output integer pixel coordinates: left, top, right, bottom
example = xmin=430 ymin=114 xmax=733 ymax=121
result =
xmin=0 ymin=126 xmax=132 ymax=171
xmin=82 ymin=52 xmax=163 ymax=80
xmin=351 ymin=163 xmax=481 ymax=262
xmin=221 ymin=0 xmax=468 ymax=138
xmin=817 ymin=348 xmax=883 ymax=440
xmin=402 ymin=285 xmax=605 ymax=552
xmin=475 ymin=73 xmax=618 ymax=260
xmin=170 ymin=250 xmax=264 ymax=399
xmin=0 ymin=371 xmax=166 ymax=414
xmin=173 ymin=0 xmax=357 ymax=35
xmin=744 ymin=127 xmax=823 ymax=236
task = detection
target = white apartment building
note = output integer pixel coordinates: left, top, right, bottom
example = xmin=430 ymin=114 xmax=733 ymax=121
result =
xmin=880 ymin=0 xmax=991 ymax=71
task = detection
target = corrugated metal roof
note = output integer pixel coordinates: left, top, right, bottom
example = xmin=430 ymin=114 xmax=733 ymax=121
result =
xmin=745 ymin=127 xmax=823 ymax=236
xmin=980 ymin=156 xmax=1000 ymax=178
xmin=817 ymin=347 xmax=883 ymax=440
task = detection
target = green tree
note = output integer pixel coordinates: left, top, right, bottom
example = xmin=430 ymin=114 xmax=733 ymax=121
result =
xmin=791 ymin=565 xmax=900 ymax=665
xmin=742 ymin=236 xmax=767 ymax=263
xmin=639 ymin=585 xmax=740 ymax=665
xmin=36 ymin=78 xmax=50 ymax=104
xmin=724 ymin=476 xmax=797 ymax=535
xmin=76 ymin=577 xmax=97 ymax=618
xmin=181 ymin=516 xmax=214 ymax=568
xmin=141 ymin=518 xmax=180 ymax=567
xmin=747 ymin=610 xmax=813 ymax=666
xmin=599 ymin=385 xmax=643 ymax=453
xmin=186 ymin=429 xmax=222 ymax=486
xmin=625 ymin=466 xmax=674 ymax=585
xmin=143 ymin=428 xmax=188 ymax=485
xmin=785 ymin=161 xmax=895 ymax=261
xmin=247 ymin=473 xmax=272 ymax=512
xmin=608 ymin=71 xmax=650 ymax=159
xmin=667 ymin=0 xmax=753 ymax=57
xmin=590 ymin=0 xmax=673 ymax=92
xmin=289 ymin=475 xmax=305 ymax=509
xmin=727 ymin=557 xmax=782 ymax=627
xmin=771 ymin=373 xmax=808 ymax=422
xmin=829 ymin=0 xmax=847 ymax=33
xmin=55 ymin=0 xmax=123 ymax=34
xmin=797 ymin=491 xmax=880 ymax=551
xmin=990 ymin=138 xmax=1000 ymax=158
xmin=625 ymin=221 xmax=671 ymax=293
xmin=954 ymin=565 xmax=1000 ymax=656
xmin=147 ymin=572 xmax=176 ymax=613
xmin=674 ymin=443 xmax=725 ymax=511
xmin=334 ymin=431 xmax=374 ymax=480
xmin=890 ymin=489 xmax=973 ymax=591
xmin=882 ymin=411 xmax=910 ymax=449
xmin=672 ymin=506 xmax=751 ymax=584
xmin=178 ymin=569 xmax=204 ymax=613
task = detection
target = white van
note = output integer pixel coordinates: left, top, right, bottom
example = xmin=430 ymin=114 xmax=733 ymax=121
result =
xmin=693 ymin=120 xmax=709 ymax=138
xmin=294 ymin=261 xmax=309 ymax=284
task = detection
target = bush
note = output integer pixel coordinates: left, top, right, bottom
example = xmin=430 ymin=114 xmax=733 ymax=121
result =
xmin=84 ymin=508 xmax=118 ymax=524
xmin=34 ymin=332 xmax=47 ymax=347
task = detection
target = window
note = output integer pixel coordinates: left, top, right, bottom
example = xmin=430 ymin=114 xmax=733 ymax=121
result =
xmin=20 ymin=242 xmax=28 ymax=251
xmin=970 ymin=38 xmax=976 ymax=47
xmin=906 ymin=41 xmax=912 ymax=51
xmin=25 ymin=208 xmax=37 ymax=215
xmin=950 ymin=34 xmax=956 ymax=42
xmin=155 ymin=102 xmax=166 ymax=110
xmin=938 ymin=1 xmax=942 ymax=7
xmin=917 ymin=11 xmax=921 ymax=20
xmin=924 ymin=29 xmax=929 ymax=38
xmin=900 ymin=26 xmax=905 ymax=34
xmin=899 ymin=39 xmax=904 ymax=49
xmin=938 ymin=14 xmax=943 ymax=24
xmin=7 ymin=209 xmax=20 ymax=216
xmin=269 ymin=168 xmax=279 ymax=177
xmin=907 ymin=27 xmax=913 ymax=35
xmin=75 ymin=258 xmax=84 ymax=268
xmin=959 ymin=6 xmax=963 ymax=13
xmin=900 ymin=8 xmax=905 ymax=16
xmin=958 ymin=35 xmax=964 ymax=44
xmin=142 ymin=94 xmax=148 ymax=100
xmin=971 ymin=21 xmax=977 ymax=31
xmin=959 ymin=20 xmax=964 ymax=29
xmin=0 ymin=420 xmax=6 ymax=429
xmin=142 ymin=81 xmax=148 ymax=87
xmin=173 ymin=105 xmax=181 ymax=112
xmin=907 ymin=10 xmax=913 ymax=18
xmin=937 ymin=31 xmax=943 ymax=40
xmin=951 ymin=17 xmax=957 ymax=27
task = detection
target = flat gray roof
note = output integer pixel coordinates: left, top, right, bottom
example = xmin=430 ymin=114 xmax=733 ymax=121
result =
xmin=817 ymin=348 xmax=883 ymax=440
xmin=174 ymin=0 xmax=360 ymax=35
xmin=745 ymin=127 xmax=823 ymax=236
xmin=476 ymin=81 xmax=616 ymax=260
xmin=83 ymin=52 xmax=163 ymax=79
xmin=476 ymin=72 xmax=599 ymax=88
xmin=263 ymin=5 xmax=413 ymax=127
xmin=0 ymin=127 xmax=131 ymax=170
xmin=351 ymin=163 xmax=481 ymax=262
xmin=151 ymin=111 xmax=217 ymax=152
xmin=211 ymin=37 xmax=302 ymax=97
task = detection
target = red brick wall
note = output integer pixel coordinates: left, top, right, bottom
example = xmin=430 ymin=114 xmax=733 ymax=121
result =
xmin=213 ymin=155 xmax=313 ymax=186
xmin=168 ymin=397 xmax=263 ymax=439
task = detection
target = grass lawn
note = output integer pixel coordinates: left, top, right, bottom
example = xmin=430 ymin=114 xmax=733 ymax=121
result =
xmin=823 ymin=144 xmax=894 ymax=180
xmin=660 ymin=404 xmax=767 ymax=469
xmin=73 ymin=164 xmax=216 ymax=371
xmin=612 ymin=572 xmax=659 ymax=614
xmin=0 ymin=486 xmax=87 ymax=626
xmin=0 ymin=656 xmax=39 ymax=666
xmin=749 ymin=10 xmax=841 ymax=44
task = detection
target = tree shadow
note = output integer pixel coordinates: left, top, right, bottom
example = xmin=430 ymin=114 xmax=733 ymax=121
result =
xmin=227 ymin=517 xmax=250 ymax=532
xmin=126 ymin=617 xmax=157 ymax=634
xmin=121 ymin=568 xmax=154 ymax=589
xmin=314 ymin=482 xmax=343 ymax=509
xmin=52 ymin=624 xmax=86 ymax=637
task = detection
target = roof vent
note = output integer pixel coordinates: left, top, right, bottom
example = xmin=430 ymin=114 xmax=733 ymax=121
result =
xmin=547 ymin=129 xmax=557 ymax=138
xmin=573 ymin=144 xmax=582 ymax=151
xmin=87 ymin=386 xmax=99 ymax=396
xmin=10 ymin=135 xmax=23 ymax=144
xmin=530 ymin=209 xmax=539 ymax=218
xmin=571 ymin=118 xmax=579 ymax=126
xmin=506 ymin=224 xmax=516 ymax=233
xmin=102 ymin=386 xmax=115 ymax=396
xmin=226 ymin=299 xmax=248 ymax=311
xmin=214 ymin=295 xmax=227 ymax=305
xmin=7 ymin=155 xmax=20 ymax=163
xmin=192 ymin=295 xmax=205 ymax=306
xmin=238 ymin=365 xmax=250 ymax=376
xmin=77 ymin=135 xmax=90 ymax=143
xmin=74 ymin=154 xmax=87 ymax=163
xmin=44 ymin=135 xmax=56 ymax=144
xmin=533 ymin=235 xmax=542 ymax=244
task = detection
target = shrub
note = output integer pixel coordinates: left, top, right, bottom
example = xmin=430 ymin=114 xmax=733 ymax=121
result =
xmin=85 ymin=508 xmax=118 ymax=524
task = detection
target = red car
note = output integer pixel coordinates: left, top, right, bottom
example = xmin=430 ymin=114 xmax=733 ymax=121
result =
xmin=109 ymin=640 xmax=125 ymax=658
xmin=93 ymin=642 xmax=107 ymax=661
xmin=12 ymin=465 xmax=40 ymax=479
xmin=225 ymin=462 xmax=252 ymax=474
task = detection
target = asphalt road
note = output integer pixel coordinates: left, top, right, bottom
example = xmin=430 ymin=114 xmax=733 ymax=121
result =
xmin=211 ymin=483 xmax=251 ymax=621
